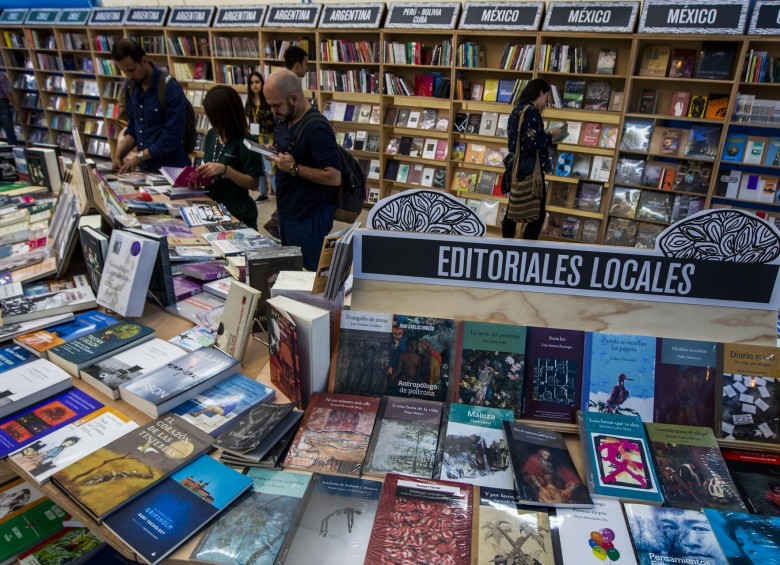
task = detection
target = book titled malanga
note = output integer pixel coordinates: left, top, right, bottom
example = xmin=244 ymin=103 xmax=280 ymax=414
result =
xmin=50 ymin=413 xmax=213 ymax=521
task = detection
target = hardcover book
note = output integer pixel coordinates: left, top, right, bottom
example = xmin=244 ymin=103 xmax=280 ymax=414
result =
xmin=276 ymin=474 xmax=382 ymax=565
xmin=14 ymin=310 xmax=118 ymax=359
xmin=97 ymin=230 xmax=160 ymax=317
xmin=638 ymin=44 xmax=671 ymax=77
xmin=50 ymin=413 xmax=213 ymax=521
xmin=436 ymin=403 xmax=514 ymax=489
xmin=504 ymin=421 xmax=592 ymax=507
xmin=646 ymin=422 xmax=745 ymax=512
xmin=668 ymin=48 xmax=696 ymax=78
xmin=696 ymin=43 xmax=736 ymax=80
xmin=619 ymin=118 xmax=654 ymax=153
xmin=523 ymin=327 xmax=585 ymax=424
xmin=365 ymin=474 xmax=473 ymax=565
xmin=722 ymin=448 xmax=780 ymax=516
xmin=0 ymin=359 xmax=72 ymax=419
xmin=191 ymin=469 xmax=311 ymax=565
xmin=577 ymin=411 xmax=663 ymax=505
xmin=596 ymin=48 xmax=617 ymax=74
xmin=574 ymin=180 xmax=604 ymax=211
xmin=602 ymin=217 xmax=638 ymax=247
xmin=363 ymin=396 xmax=444 ymax=478
xmin=636 ymin=191 xmax=674 ymax=223
xmin=685 ymin=125 xmax=720 ymax=160
xmin=583 ymin=81 xmax=611 ymax=111
xmin=120 ymin=348 xmax=239 ymax=417
xmin=104 ymin=455 xmax=252 ymax=565
xmin=563 ymin=80 xmax=586 ymax=109
xmin=669 ymin=91 xmax=692 ymax=117
xmin=79 ymin=225 xmax=108 ymax=294
xmin=283 ymin=392 xmax=380 ymax=476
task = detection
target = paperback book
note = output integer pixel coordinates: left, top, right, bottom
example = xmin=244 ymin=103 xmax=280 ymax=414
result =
xmin=164 ymin=292 xmax=224 ymax=333
xmin=96 ymin=230 xmax=160 ymax=317
xmin=704 ymin=508 xmax=780 ymax=565
xmin=214 ymin=401 xmax=297 ymax=456
xmin=168 ymin=326 xmax=216 ymax=352
xmin=0 ymin=359 xmax=72 ymax=419
xmin=14 ymin=310 xmax=118 ymax=359
xmin=0 ymin=281 xmax=96 ymax=326
xmin=217 ymin=409 xmax=303 ymax=466
xmin=722 ymin=448 xmax=780 ymax=516
xmin=0 ymin=343 xmax=35 ymax=372
xmin=0 ymin=313 xmax=73 ymax=347
xmin=17 ymin=527 xmax=105 ymax=565
xmin=214 ymin=280 xmax=260 ymax=361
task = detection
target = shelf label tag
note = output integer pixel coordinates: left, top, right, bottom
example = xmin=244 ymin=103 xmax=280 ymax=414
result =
xmin=169 ymin=7 xmax=215 ymax=27
xmin=543 ymin=1 xmax=639 ymax=32
xmin=0 ymin=9 xmax=28 ymax=24
xmin=125 ymin=7 xmax=168 ymax=27
xmin=319 ymin=3 xmax=385 ymax=28
xmin=88 ymin=8 xmax=127 ymax=26
xmin=214 ymin=6 xmax=266 ymax=28
xmin=459 ymin=2 xmax=543 ymax=30
xmin=749 ymin=0 xmax=780 ymax=34
xmin=55 ymin=9 xmax=90 ymax=26
xmin=264 ymin=4 xmax=322 ymax=28
xmin=386 ymin=2 xmax=461 ymax=29
xmin=639 ymin=0 xmax=749 ymax=34
xmin=25 ymin=9 xmax=60 ymax=25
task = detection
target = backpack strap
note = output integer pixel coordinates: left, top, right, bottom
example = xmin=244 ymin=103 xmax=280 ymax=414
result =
xmin=124 ymin=69 xmax=171 ymax=112
xmin=288 ymin=110 xmax=329 ymax=151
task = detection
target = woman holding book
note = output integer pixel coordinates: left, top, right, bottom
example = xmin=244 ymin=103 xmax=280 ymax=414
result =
xmin=502 ymin=79 xmax=563 ymax=240
xmin=245 ymin=71 xmax=276 ymax=201
xmin=197 ymin=85 xmax=263 ymax=230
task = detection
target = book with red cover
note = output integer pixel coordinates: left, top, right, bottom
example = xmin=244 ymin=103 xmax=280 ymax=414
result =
xmin=668 ymin=91 xmax=691 ymax=117
xmin=160 ymin=166 xmax=214 ymax=188
xmin=668 ymin=48 xmax=696 ymax=78
xmin=580 ymin=122 xmax=602 ymax=147
xmin=415 ymin=75 xmax=435 ymax=97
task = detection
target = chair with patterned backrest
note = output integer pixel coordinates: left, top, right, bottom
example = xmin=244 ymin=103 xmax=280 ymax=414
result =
xmin=366 ymin=189 xmax=486 ymax=236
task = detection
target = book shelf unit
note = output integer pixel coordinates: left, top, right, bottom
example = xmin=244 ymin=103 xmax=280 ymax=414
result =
xmin=210 ymin=28 xmax=261 ymax=87
xmin=261 ymin=28 xmax=317 ymax=91
xmin=1 ymin=27 xmax=42 ymax=145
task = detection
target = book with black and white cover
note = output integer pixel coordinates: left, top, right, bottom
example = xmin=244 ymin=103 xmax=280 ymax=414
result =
xmin=215 ymin=280 xmax=260 ymax=361
xmin=119 ymin=347 xmax=239 ymax=417
xmin=164 ymin=292 xmax=225 ymax=333
xmin=79 ymin=338 xmax=187 ymax=400
xmin=215 ymin=401 xmax=300 ymax=459
xmin=0 ymin=359 xmax=72 ymax=419
xmin=0 ymin=275 xmax=96 ymax=325
xmin=96 ymin=230 xmax=160 ymax=317
xmin=218 ymin=410 xmax=303 ymax=468
xmin=246 ymin=245 xmax=304 ymax=327
xmin=78 ymin=225 xmax=108 ymax=294
xmin=124 ymin=228 xmax=177 ymax=308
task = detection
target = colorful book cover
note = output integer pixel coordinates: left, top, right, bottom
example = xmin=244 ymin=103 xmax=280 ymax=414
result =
xmin=191 ymin=469 xmax=312 ymax=565
xmin=624 ymin=504 xmax=726 ymax=565
xmin=0 ymin=343 xmax=35 ymax=372
xmin=552 ymin=498 xmax=638 ymax=565
xmin=14 ymin=310 xmax=118 ymax=357
xmin=653 ymin=338 xmax=718 ymax=427
xmin=0 ymin=388 xmax=103 ymax=458
xmin=215 ymin=401 xmax=297 ymax=455
xmin=50 ymin=414 xmax=213 ymax=520
xmin=9 ymin=406 xmax=137 ymax=483
xmin=453 ymin=321 xmax=526 ymax=417
xmin=583 ymin=332 xmax=656 ymax=422
xmin=363 ymin=396 xmax=444 ymax=478
xmin=365 ymin=473 xmax=473 ymax=565
xmin=474 ymin=487 xmax=555 ymax=565
xmin=646 ymin=423 xmax=746 ymax=512
xmin=171 ymin=373 xmax=275 ymax=437
xmin=577 ymin=411 xmax=663 ymax=504
xmin=17 ymin=527 xmax=105 ymax=565
xmin=704 ymin=508 xmax=780 ymax=564
xmin=268 ymin=300 xmax=301 ymax=407
xmin=179 ymin=260 xmax=229 ymax=281
xmin=275 ymin=474 xmax=383 ymax=565
xmin=168 ymin=326 xmax=216 ymax=352
xmin=718 ymin=343 xmax=780 ymax=444
xmin=523 ymin=327 xmax=585 ymax=423
xmin=504 ymin=421 xmax=592 ymax=507
xmin=437 ymin=403 xmax=514 ymax=489
xmin=722 ymin=448 xmax=780 ymax=516
xmin=283 ymin=393 xmax=380 ymax=476
xmin=0 ymin=494 xmax=70 ymax=563
xmin=0 ymin=478 xmax=46 ymax=524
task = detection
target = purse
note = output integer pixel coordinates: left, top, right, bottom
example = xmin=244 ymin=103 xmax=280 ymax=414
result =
xmin=505 ymin=106 xmax=544 ymax=223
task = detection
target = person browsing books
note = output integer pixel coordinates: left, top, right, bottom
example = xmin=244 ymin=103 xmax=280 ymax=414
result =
xmin=502 ymin=79 xmax=564 ymax=240
xmin=245 ymin=71 xmax=276 ymax=201
xmin=264 ymin=70 xmax=340 ymax=271
xmin=111 ymin=39 xmax=191 ymax=173
xmin=196 ymin=86 xmax=264 ymax=230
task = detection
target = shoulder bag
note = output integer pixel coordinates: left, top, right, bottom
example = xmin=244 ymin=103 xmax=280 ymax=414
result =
xmin=505 ymin=106 xmax=543 ymax=223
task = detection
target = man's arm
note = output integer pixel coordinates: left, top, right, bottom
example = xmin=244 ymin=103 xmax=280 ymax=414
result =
xmin=272 ymin=119 xmax=342 ymax=186
xmin=113 ymin=133 xmax=136 ymax=168
xmin=146 ymin=79 xmax=187 ymax=161
xmin=274 ymin=160 xmax=340 ymax=186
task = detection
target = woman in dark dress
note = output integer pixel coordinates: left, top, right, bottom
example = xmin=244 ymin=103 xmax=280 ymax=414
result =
xmin=197 ymin=85 xmax=263 ymax=229
xmin=502 ymin=79 xmax=563 ymax=240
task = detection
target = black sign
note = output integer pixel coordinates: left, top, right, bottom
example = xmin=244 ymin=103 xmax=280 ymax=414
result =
xmin=56 ymin=9 xmax=90 ymax=26
xmin=543 ymin=1 xmax=639 ymax=32
xmin=639 ymin=0 xmax=748 ymax=34
xmin=320 ymin=3 xmax=384 ymax=28
xmin=0 ymin=9 xmax=27 ymax=24
xmin=749 ymin=0 xmax=780 ymax=34
xmin=265 ymin=4 xmax=322 ymax=28
xmin=88 ymin=8 xmax=126 ymax=26
xmin=125 ymin=7 xmax=168 ymax=27
xmin=169 ymin=7 xmax=215 ymax=27
xmin=459 ymin=2 xmax=543 ymax=30
xmin=386 ymin=2 xmax=461 ymax=28
xmin=353 ymin=231 xmax=780 ymax=311
xmin=214 ymin=6 xmax=266 ymax=27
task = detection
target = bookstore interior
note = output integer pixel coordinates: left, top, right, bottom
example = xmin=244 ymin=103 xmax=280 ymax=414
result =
xmin=1 ymin=0 xmax=780 ymax=564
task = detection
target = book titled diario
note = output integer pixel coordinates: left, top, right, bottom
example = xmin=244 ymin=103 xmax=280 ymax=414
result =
xmin=104 ymin=455 xmax=252 ymax=565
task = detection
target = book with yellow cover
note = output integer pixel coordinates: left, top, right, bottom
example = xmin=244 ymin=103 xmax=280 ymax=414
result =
xmin=482 ymin=79 xmax=499 ymax=102
xmin=464 ymin=143 xmax=487 ymax=164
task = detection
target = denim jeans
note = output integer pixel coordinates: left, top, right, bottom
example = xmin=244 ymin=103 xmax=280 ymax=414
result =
xmin=0 ymin=99 xmax=17 ymax=145
xmin=278 ymin=205 xmax=335 ymax=271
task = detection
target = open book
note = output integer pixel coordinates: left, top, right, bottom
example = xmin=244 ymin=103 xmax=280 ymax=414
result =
xmin=160 ymin=165 xmax=215 ymax=188
xmin=243 ymin=138 xmax=279 ymax=159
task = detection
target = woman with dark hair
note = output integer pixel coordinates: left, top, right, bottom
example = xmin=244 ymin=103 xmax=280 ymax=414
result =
xmin=503 ymin=78 xmax=564 ymax=240
xmin=245 ymin=71 xmax=276 ymax=200
xmin=196 ymin=85 xmax=263 ymax=229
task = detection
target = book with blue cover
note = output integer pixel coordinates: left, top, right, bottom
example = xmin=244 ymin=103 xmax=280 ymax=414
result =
xmin=582 ymin=332 xmax=656 ymax=422
xmin=0 ymin=343 xmax=35 ymax=372
xmin=191 ymin=469 xmax=312 ymax=565
xmin=577 ymin=411 xmax=663 ymax=505
xmin=171 ymin=373 xmax=275 ymax=437
xmin=704 ymin=508 xmax=780 ymax=563
xmin=14 ymin=310 xmax=118 ymax=358
xmin=104 ymin=455 xmax=252 ymax=565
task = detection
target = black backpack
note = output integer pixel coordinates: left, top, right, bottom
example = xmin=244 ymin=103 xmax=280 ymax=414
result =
xmin=289 ymin=110 xmax=366 ymax=223
xmin=125 ymin=71 xmax=197 ymax=155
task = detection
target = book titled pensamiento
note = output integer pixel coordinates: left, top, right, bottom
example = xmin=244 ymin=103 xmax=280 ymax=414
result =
xmin=50 ymin=413 xmax=213 ymax=521
xmin=104 ymin=455 xmax=252 ymax=565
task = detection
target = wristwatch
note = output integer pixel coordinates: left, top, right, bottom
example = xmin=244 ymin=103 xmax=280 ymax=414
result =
xmin=289 ymin=163 xmax=299 ymax=177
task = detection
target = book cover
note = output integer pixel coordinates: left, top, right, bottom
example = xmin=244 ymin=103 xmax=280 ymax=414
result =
xmin=638 ymin=44 xmax=671 ymax=76
xmin=474 ymin=487 xmax=555 ymax=565
xmin=704 ymin=508 xmax=780 ymax=564
xmin=179 ymin=261 xmax=229 ymax=282
xmin=478 ymin=111 xmax=499 ymax=137
xmin=583 ymin=333 xmax=656 ymax=421
xmin=669 ymin=48 xmax=696 ymax=78
xmin=17 ymin=527 xmax=105 ymax=565
xmin=50 ymin=413 xmax=213 ymax=520
xmin=14 ymin=310 xmax=119 ymax=358
xmin=164 ymin=293 xmax=224 ymax=333
xmin=688 ymin=94 xmax=709 ymax=118
xmin=721 ymin=133 xmax=747 ymax=162
xmin=245 ymin=246 xmax=303 ymax=327
xmin=267 ymin=299 xmax=301 ymax=406
xmin=624 ymin=504 xmax=726 ymax=565
xmin=332 ymin=310 xmax=393 ymax=397
xmin=504 ymin=421 xmax=592 ymax=507
xmin=453 ymin=321 xmax=526 ymax=417
xmin=120 ymin=348 xmax=239 ymax=417
xmin=214 ymin=280 xmax=260 ymax=361
xmin=283 ymin=392 xmax=379 ymax=476
xmin=596 ymin=48 xmax=617 ymax=74
xmin=96 ymin=230 xmax=160 ymax=317
xmin=218 ymin=410 xmax=302 ymax=468
xmin=555 ymin=152 xmax=574 ymax=177
xmin=365 ymin=473 xmax=472 ymax=565
xmin=577 ymin=411 xmax=663 ymax=504
xmin=104 ymin=455 xmax=252 ymax=565
xmin=563 ymin=80 xmax=586 ymax=109
xmin=454 ymin=112 xmax=469 ymax=133
xmin=654 ymin=338 xmax=718 ymax=427
xmin=685 ymin=126 xmax=720 ymax=160
xmin=669 ymin=91 xmax=692 ymax=117
xmin=171 ymin=373 xmax=274 ymax=437
xmin=160 ymin=165 xmax=215 ymax=188
xmin=603 ymin=217 xmax=638 ymax=247
xmin=168 ymin=326 xmax=216 ymax=352
xmin=696 ymin=43 xmax=736 ymax=80
xmin=764 ymin=137 xmax=780 ymax=166
xmin=523 ymin=327 xmax=585 ymax=424
xmin=590 ymin=155 xmax=613 ymax=183
xmin=172 ymin=275 xmax=203 ymax=301
xmin=437 ymin=403 xmax=514 ymax=489
xmin=191 ymin=469 xmax=311 ymax=565
xmin=646 ymin=422 xmax=746 ymax=512
xmin=574 ymin=180 xmax=604 ymax=211
xmin=79 ymin=225 xmax=108 ymax=294
xmin=580 ymin=122 xmax=602 ymax=147
xmin=619 ymin=118 xmax=654 ymax=153
xmin=704 ymin=94 xmax=729 ymax=121
xmin=363 ymin=396 xmax=444 ymax=478
xmin=0 ymin=284 xmax=96 ymax=326
xmin=659 ymin=128 xmax=683 ymax=156
xmin=0 ymin=343 xmax=35 ymax=372
xmin=0 ymin=359 xmax=72 ymax=419
xmin=276 ymin=473 xmax=383 ymax=565
xmin=9 ymin=406 xmax=138 ymax=483
xmin=600 ymin=126 xmax=618 ymax=149
xmin=722 ymin=448 xmax=780 ymax=516
xmin=636 ymin=191 xmax=674 ymax=223
xmin=583 ymin=81 xmax=611 ymax=111
xmin=0 ymin=491 xmax=69 ymax=563
xmin=552 ymin=498 xmax=638 ymax=565
xmin=745 ymin=137 xmax=768 ymax=164
xmin=466 ymin=113 xmax=483 ymax=135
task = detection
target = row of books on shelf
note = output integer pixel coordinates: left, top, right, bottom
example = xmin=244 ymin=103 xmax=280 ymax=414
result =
xmin=386 ymin=106 xmax=449 ymax=131
xmin=639 ymin=43 xmax=735 ymax=81
xmin=620 ymin=118 xmax=720 ymax=161
xmin=544 ymin=212 xmax=601 ymax=242
xmin=212 ymin=34 xmax=259 ymax=59
xmin=615 ymin=156 xmax=712 ymax=194
xmin=722 ymin=134 xmax=780 ymax=167
xmin=61 ymin=54 xmax=94 ymax=74
xmin=59 ymin=31 xmax=87 ymax=52
xmin=91 ymin=34 xmax=115 ymax=53
xmin=171 ymin=61 xmax=209 ymax=82
xmin=538 ymin=43 xmax=602 ymax=74
xmin=213 ymin=63 xmax=259 ymax=86
xmin=336 ymin=130 xmax=379 ymax=153
xmin=12 ymin=73 xmax=35 ymax=90
xmin=383 ymin=160 xmax=445 ymax=189
xmin=319 ymin=38 xmax=378 ymax=64
xmin=639 ymin=89 xmax=728 ymax=120
xmin=718 ymin=169 xmax=780 ymax=205
xmin=42 ymin=75 xmax=67 ymax=95
xmin=452 ymin=168 xmax=502 ymax=196
xmin=383 ymin=39 xmax=451 ymax=66
xmin=70 ymin=79 xmax=98 ymax=97
xmin=607 ymin=186 xmax=705 ymax=224
xmin=94 ymin=57 xmax=117 ymax=77
xmin=34 ymin=53 xmax=61 ymax=72
xmin=319 ymin=68 xmax=380 ymax=94
xmin=457 ymin=75 xmax=527 ymax=105
xmin=386 ymin=136 xmax=449 ymax=161
xmin=2 ymin=30 xmax=24 ymax=48
xmin=733 ymin=94 xmax=780 ymax=126
xmin=102 ymin=80 xmax=123 ymax=100
xmin=553 ymin=152 xmax=612 ymax=183
xmin=557 ymin=79 xmax=616 ymax=112
xmin=77 ymin=119 xmax=105 ymax=138
xmin=383 ymin=71 xmax=450 ymax=98
xmin=24 ymin=30 xmax=55 ymax=51
xmin=453 ymin=141 xmax=506 ymax=168
xmin=72 ymin=99 xmax=100 ymax=116
xmin=322 ymin=100 xmax=380 ymax=125
xmin=263 ymin=38 xmax=313 ymax=61
xmin=45 ymin=96 xmax=69 ymax=113
xmin=167 ymin=35 xmax=210 ymax=58
xmin=128 ymin=33 xmax=166 ymax=56
xmin=742 ymin=49 xmax=780 ymax=83
xmin=18 ymin=93 xmax=40 ymax=109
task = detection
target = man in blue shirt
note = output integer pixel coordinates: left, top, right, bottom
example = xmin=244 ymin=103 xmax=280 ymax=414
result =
xmin=111 ymin=39 xmax=190 ymax=173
